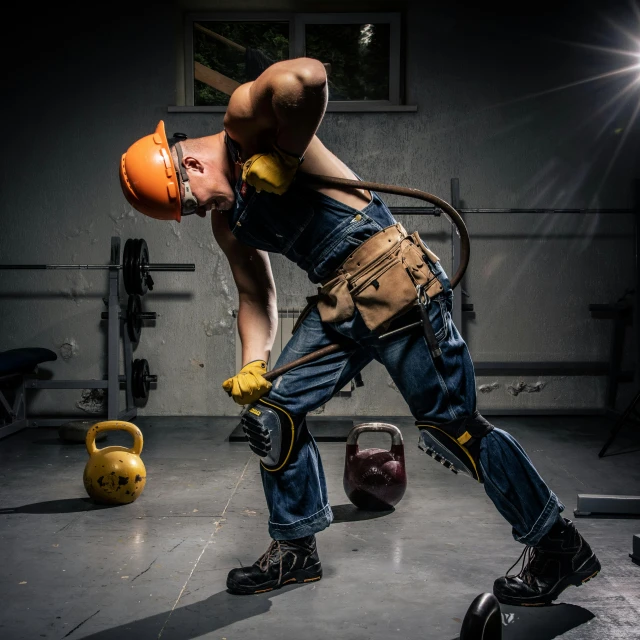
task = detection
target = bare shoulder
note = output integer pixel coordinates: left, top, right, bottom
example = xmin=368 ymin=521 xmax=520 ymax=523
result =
xmin=225 ymin=82 xmax=254 ymax=126
xmin=224 ymin=81 xmax=274 ymax=151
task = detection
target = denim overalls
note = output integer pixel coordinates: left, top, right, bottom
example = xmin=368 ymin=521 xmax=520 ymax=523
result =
xmin=227 ymin=173 xmax=564 ymax=546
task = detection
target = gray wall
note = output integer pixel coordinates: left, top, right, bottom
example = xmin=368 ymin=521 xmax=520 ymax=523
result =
xmin=1 ymin=0 xmax=638 ymax=419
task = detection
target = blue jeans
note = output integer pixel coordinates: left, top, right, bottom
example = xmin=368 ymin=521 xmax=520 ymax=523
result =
xmin=258 ymin=264 xmax=564 ymax=547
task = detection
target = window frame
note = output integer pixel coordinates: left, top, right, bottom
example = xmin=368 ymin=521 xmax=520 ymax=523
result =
xmin=293 ymin=12 xmax=401 ymax=107
xmin=180 ymin=11 xmax=414 ymax=113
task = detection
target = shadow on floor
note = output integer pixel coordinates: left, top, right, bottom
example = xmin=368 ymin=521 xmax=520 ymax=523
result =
xmin=600 ymin=445 xmax=640 ymax=457
xmin=0 ymin=497 xmax=116 ymax=514
xmin=67 ymin=590 xmax=596 ymax=640
xmin=72 ymin=586 xmax=284 ymax=640
xmin=501 ymin=602 xmax=595 ymax=640
xmin=331 ymin=502 xmax=395 ymax=523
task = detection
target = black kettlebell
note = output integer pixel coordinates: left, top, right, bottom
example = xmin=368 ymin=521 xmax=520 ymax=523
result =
xmin=460 ymin=592 xmax=502 ymax=640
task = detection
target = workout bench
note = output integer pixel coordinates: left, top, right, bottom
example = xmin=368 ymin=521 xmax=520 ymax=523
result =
xmin=0 ymin=348 xmax=57 ymax=438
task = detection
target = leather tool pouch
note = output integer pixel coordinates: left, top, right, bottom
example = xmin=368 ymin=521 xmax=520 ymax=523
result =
xmin=316 ymin=224 xmax=444 ymax=332
xmin=314 ymin=274 xmax=355 ymax=324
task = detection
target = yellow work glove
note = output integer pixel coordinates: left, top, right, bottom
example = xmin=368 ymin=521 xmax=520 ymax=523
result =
xmin=222 ymin=360 xmax=272 ymax=405
xmin=241 ymin=146 xmax=302 ymax=195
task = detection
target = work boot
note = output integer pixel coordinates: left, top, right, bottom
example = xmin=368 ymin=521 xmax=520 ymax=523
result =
xmin=226 ymin=535 xmax=322 ymax=595
xmin=493 ymin=518 xmax=601 ymax=606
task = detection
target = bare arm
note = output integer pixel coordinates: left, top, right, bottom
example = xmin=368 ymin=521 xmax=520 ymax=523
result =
xmin=211 ymin=213 xmax=277 ymax=366
xmin=224 ymin=57 xmax=328 ymax=158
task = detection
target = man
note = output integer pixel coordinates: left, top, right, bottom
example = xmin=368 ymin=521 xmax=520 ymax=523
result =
xmin=119 ymin=57 xmax=600 ymax=605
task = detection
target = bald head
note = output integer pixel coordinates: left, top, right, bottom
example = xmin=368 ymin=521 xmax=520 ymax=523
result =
xmin=169 ymin=131 xmax=236 ymax=216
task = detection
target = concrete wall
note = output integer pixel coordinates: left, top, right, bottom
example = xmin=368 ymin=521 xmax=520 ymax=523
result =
xmin=1 ymin=0 xmax=638 ymax=420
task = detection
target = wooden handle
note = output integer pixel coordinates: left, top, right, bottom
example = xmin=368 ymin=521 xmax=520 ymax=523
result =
xmin=263 ymin=343 xmax=347 ymax=381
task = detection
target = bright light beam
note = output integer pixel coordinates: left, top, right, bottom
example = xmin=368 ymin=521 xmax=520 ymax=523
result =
xmin=483 ymin=62 xmax=640 ymax=112
xmin=604 ymin=14 xmax=640 ymax=50
xmin=552 ymin=39 xmax=640 ymax=60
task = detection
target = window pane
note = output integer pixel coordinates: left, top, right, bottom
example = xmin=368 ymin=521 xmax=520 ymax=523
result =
xmin=305 ymin=23 xmax=390 ymax=101
xmin=193 ymin=21 xmax=289 ymax=106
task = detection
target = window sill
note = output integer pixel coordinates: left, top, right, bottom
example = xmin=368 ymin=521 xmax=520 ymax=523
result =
xmin=167 ymin=103 xmax=418 ymax=114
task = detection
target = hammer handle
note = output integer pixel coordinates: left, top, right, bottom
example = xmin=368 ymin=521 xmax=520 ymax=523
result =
xmin=263 ymin=343 xmax=347 ymax=381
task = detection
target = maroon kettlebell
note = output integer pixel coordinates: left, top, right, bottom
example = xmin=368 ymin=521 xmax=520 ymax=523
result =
xmin=343 ymin=423 xmax=407 ymax=511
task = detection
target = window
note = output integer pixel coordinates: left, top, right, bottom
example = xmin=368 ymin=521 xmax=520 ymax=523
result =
xmin=296 ymin=13 xmax=400 ymax=105
xmin=192 ymin=20 xmax=291 ymax=107
xmin=180 ymin=12 xmax=412 ymax=112
xmin=302 ymin=18 xmax=394 ymax=102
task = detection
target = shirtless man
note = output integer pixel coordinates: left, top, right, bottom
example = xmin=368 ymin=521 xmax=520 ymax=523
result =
xmin=119 ymin=57 xmax=600 ymax=605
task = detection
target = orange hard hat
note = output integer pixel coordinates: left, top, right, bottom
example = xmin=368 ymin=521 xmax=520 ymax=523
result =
xmin=119 ymin=120 xmax=182 ymax=222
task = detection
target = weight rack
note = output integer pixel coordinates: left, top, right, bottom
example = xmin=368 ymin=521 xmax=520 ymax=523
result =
xmin=0 ymin=236 xmax=193 ymax=430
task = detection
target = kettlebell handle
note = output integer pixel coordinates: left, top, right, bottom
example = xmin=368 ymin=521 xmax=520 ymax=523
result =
xmin=346 ymin=422 xmax=404 ymax=447
xmin=85 ymin=420 xmax=144 ymax=456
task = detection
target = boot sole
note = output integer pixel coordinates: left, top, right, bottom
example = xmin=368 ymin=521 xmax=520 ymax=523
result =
xmin=495 ymin=553 xmax=601 ymax=607
xmin=227 ymin=563 xmax=323 ymax=596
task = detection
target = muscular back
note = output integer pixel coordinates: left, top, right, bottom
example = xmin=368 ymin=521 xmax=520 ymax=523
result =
xmin=223 ymin=65 xmax=371 ymax=211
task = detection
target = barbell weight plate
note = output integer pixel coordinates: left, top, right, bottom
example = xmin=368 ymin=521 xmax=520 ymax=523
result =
xmin=129 ymin=237 xmax=142 ymax=296
xmin=122 ymin=238 xmax=135 ymax=296
xmin=139 ymin=238 xmax=152 ymax=294
xmin=127 ymin=294 xmax=142 ymax=343
xmin=132 ymin=358 xmax=151 ymax=400
xmin=123 ymin=238 xmax=147 ymax=297
xmin=132 ymin=358 xmax=143 ymax=399
xmin=134 ymin=239 xmax=144 ymax=296
xmin=136 ymin=238 xmax=149 ymax=296
xmin=141 ymin=359 xmax=150 ymax=400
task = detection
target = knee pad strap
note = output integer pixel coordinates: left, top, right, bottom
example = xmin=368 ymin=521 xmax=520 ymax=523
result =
xmin=416 ymin=411 xmax=494 ymax=483
xmin=241 ymin=399 xmax=307 ymax=473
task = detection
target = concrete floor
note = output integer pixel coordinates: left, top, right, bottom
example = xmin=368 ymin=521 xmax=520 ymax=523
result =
xmin=0 ymin=414 xmax=639 ymax=640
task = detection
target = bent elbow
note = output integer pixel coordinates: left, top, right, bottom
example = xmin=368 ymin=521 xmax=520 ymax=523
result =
xmin=295 ymin=58 xmax=327 ymax=89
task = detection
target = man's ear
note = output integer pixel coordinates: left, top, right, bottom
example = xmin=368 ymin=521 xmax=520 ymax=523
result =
xmin=183 ymin=155 xmax=205 ymax=174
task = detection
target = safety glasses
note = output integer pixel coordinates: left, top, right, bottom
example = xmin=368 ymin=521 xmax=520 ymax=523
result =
xmin=173 ymin=141 xmax=199 ymax=216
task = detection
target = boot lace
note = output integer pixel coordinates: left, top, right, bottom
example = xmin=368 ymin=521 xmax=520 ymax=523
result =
xmin=258 ymin=540 xmax=284 ymax=584
xmin=505 ymin=546 xmax=546 ymax=585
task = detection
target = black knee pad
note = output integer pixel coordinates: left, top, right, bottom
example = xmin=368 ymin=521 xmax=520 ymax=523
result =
xmin=416 ymin=411 xmax=494 ymax=483
xmin=241 ymin=398 xmax=307 ymax=473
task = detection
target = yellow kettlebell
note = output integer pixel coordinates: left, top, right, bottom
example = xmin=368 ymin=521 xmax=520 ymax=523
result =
xmin=83 ymin=420 xmax=147 ymax=505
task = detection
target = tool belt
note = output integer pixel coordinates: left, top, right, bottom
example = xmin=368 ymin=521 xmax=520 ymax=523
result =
xmin=298 ymin=223 xmax=443 ymax=333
